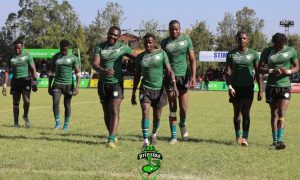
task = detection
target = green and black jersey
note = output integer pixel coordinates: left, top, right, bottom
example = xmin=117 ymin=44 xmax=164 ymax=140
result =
xmin=94 ymin=41 xmax=132 ymax=83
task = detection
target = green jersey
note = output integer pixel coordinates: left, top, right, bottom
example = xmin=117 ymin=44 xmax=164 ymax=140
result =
xmin=226 ymin=48 xmax=259 ymax=86
xmin=260 ymin=46 xmax=298 ymax=87
xmin=7 ymin=52 xmax=34 ymax=79
xmin=51 ymin=52 xmax=79 ymax=85
xmin=161 ymin=34 xmax=193 ymax=76
xmin=94 ymin=41 xmax=132 ymax=83
xmin=136 ymin=49 xmax=169 ymax=90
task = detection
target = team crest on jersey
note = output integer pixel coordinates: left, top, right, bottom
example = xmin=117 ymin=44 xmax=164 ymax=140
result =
xmin=179 ymin=41 xmax=185 ymax=46
xmin=282 ymin=52 xmax=289 ymax=58
xmin=246 ymin=54 xmax=253 ymax=60
xmin=56 ymin=59 xmax=63 ymax=64
xmin=155 ymin=55 xmax=160 ymax=60
xmin=21 ymin=56 xmax=26 ymax=61
xmin=66 ymin=58 xmax=71 ymax=63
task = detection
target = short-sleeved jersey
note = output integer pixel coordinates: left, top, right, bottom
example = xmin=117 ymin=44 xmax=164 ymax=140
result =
xmin=161 ymin=34 xmax=193 ymax=76
xmin=260 ymin=46 xmax=298 ymax=87
xmin=94 ymin=41 xmax=132 ymax=83
xmin=226 ymin=48 xmax=259 ymax=86
xmin=50 ymin=52 xmax=79 ymax=85
xmin=7 ymin=52 xmax=34 ymax=79
xmin=136 ymin=49 xmax=169 ymax=90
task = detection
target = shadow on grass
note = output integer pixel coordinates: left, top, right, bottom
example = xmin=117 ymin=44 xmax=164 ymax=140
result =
xmin=125 ymin=134 xmax=235 ymax=146
xmin=39 ymin=132 xmax=104 ymax=139
xmin=0 ymin=134 xmax=106 ymax=145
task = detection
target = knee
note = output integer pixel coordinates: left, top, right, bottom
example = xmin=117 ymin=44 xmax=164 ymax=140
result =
xmin=278 ymin=109 xmax=285 ymax=117
xmin=13 ymin=101 xmax=20 ymax=107
xmin=111 ymin=106 xmax=120 ymax=115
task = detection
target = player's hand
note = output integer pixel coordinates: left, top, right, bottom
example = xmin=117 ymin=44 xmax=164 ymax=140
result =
xmin=189 ymin=77 xmax=196 ymax=88
xmin=257 ymin=91 xmax=263 ymax=101
xmin=131 ymin=93 xmax=137 ymax=106
xmin=172 ymin=86 xmax=179 ymax=97
xmin=32 ymin=85 xmax=38 ymax=92
xmin=32 ymin=79 xmax=38 ymax=92
xmin=73 ymin=87 xmax=79 ymax=96
xmin=101 ymin=68 xmax=114 ymax=77
xmin=48 ymin=87 xmax=53 ymax=96
xmin=279 ymin=67 xmax=291 ymax=75
xmin=2 ymin=87 xmax=7 ymax=96
xmin=229 ymin=88 xmax=236 ymax=97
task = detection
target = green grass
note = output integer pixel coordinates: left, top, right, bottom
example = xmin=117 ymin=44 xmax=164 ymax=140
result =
xmin=0 ymin=88 xmax=300 ymax=180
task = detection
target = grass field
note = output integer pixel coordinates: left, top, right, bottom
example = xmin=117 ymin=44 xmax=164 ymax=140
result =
xmin=0 ymin=88 xmax=300 ymax=180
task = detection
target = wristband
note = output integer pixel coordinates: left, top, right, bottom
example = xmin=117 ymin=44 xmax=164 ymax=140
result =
xmin=48 ymin=72 xmax=54 ymax=76
xmin=76 ymin=73 xmax=82 ymax=77
xmin=268 ymin=69 xmax=274 ymax=74
xmin=228 ymin=85 xmax=233 ymax=90
xmin=286 ymin=70 xmax=292 ymax=74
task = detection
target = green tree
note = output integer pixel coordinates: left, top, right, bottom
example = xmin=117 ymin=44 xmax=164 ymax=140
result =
xmin=189 ymin=21 xmax=215 ymax=75
xmin=235 ymin=7 xmax=267 ymax=51
xmin=100 ymin=2 xmax=124 ymax=30
xmin=216 ymin=12 xmax=236 ymax=51
xmin=288 ymin=33 xmax=300 ymax=57
xmin=216 ymin=7 xmax=267 ymax=52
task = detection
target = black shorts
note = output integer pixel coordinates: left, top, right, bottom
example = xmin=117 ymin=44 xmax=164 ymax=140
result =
xmin=265 ymin=86 xmax=291 ymax=103
xmin=52 ymin=84 xmax=74 ymax=96
xmin=165 ymin=75 xmax=190 ymax=91
xmin=98 ymin=81 xmax=124 ymax=103
xmin=10 ymin=77 xmax=31 ymax=95
xmin=229 ymin=84 xmax=254 ymax=103
xmin=139 ymin=86 xmax=167 ymax=108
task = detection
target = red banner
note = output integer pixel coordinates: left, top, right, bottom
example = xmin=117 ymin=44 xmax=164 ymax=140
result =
xmin=291 ymin=83 xmax=300 ymax=93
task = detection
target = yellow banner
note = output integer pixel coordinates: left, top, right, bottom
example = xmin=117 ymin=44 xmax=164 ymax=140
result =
xmin=89 ymin=79 xmax=98 ymax=88
xmin=89 ymin=79 xmax=139 ymax=89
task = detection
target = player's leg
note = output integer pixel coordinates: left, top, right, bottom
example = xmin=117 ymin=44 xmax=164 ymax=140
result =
xmin=269 ymin=102 xmax=279 ymax=146
xmin=52 ymin=86 xmax=62 ymax=129
xmin=100 ymin=103 xmax=110 ymax=132
xmin=106 ymin=98 xmax=122 ymax=148
xmin=62 ymin=94 xmax=72 ymax=130
xmin=167 ymin=91 xmax=178 ymax=144
xmin=12 ymin=92 xmax=21 ymax=127
xmin=233 ymin=102 xmax=242 ymax=145
xmin=21 ymin=90 xmax=31 ymax=128
xmin=276 ymin=99 xmax=289 ymax=150
xmin=240 ymin=98 xmax=253 ymax=147
xmin=141 ymin=102 xmax=151 ymax=146
xmin=178 ymin=89 xmax=189 ymax=141
xmin=151 ymin=107 xmax=162 ymax=145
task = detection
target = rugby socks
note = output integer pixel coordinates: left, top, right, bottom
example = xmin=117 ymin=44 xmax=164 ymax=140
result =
xmin=169 ymin=113 xmax=177 ymax=139
xmin=234 ymin=119 xmax=241 ymax=138
xmin=242 ymin=131 xmax=249 ymax=139
xmin=242 ymin=118 xmax=250 ymax=139
xmin=277 ymin=128 xmax=285 ymax=142
xmin=63 ymin=116 xmax=70 ymax=130
xmin=142 ymin=118 xmax=150 ymax=143
xmin=55 ymin=114 xmax=60 ymax=127
xmin=108 ymin=134 xmax=115 ymax=142
xmin=152 ymin=119 xmax=160 ymax=134
xmin=179 ymin=115 xmax=186 ymax=128
xmin=272 ymin=130 xmax=278 ymax=143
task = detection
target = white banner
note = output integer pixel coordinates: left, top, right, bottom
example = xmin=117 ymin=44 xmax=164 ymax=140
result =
xmin=199 ymin=51 xmax=227 ymax=62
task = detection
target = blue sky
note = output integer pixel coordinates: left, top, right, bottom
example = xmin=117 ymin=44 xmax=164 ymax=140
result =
xmin=1 ymin=0 xmax=299 ymax=39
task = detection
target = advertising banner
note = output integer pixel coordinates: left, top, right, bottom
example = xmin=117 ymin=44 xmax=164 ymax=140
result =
xmin=23 ymin=49 xmax=72 ymax=58
xmin=37 ymin=78 xmax=89 ymax=88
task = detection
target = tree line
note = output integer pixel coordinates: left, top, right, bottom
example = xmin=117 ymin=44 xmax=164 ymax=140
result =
xmin=0 ymin=0 xmax=299 ymax=74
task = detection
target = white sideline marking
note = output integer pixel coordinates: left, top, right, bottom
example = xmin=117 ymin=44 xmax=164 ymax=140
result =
xmin=0 ymin=168 xmax=201 ymax=179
